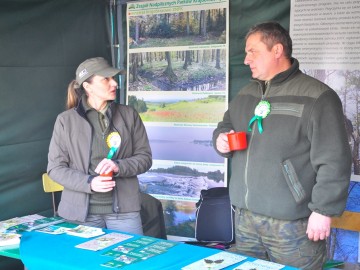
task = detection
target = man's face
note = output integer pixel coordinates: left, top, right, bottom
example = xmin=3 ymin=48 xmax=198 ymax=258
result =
xmin=244 ymin=32 xmax=277 ymax=81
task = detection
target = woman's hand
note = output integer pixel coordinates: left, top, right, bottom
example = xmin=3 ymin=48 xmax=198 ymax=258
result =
xmin=95 ymin=158 xmax=119 ymax=175
xmin=90 ymin=175 xmax=115 ymax=192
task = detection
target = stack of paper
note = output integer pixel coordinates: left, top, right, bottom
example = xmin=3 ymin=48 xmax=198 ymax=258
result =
xmin=0 ymin=232 xmax=21 ymax=247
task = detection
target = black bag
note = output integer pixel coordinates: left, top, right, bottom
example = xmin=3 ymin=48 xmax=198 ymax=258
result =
xmin=195 ymin=187 xmax=235 ymax=243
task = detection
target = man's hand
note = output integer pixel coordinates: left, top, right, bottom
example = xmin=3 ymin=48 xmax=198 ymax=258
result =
xmin=216 ymin=131 xmax=233 ymax=153
xmin=306 ymin=212 xmax=331 ymax=241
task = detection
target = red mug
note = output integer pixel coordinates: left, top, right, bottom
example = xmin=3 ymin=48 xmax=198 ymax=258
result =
xmin=227 ymin=132 xmax=247 ymax=151
xmin=101 ymin=171 xmax=113 ymax=177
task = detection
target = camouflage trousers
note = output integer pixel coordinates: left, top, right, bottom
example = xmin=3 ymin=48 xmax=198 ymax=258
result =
xmin=234 ymin=208 xmax=326 ymax=270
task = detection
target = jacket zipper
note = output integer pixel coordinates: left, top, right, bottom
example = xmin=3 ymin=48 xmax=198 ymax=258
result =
xmin=244 ymin=81 xmax=270 ymax=208
xmin=79 ymin=112 xmax=93 ymax=218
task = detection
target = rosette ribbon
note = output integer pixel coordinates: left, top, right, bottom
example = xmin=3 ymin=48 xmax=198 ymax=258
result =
xmin=247 ymin=100 xmax=271 ymax=134
xmin=106 ymin=132 xmax=121 ymax=159
xmin=248 ymin=115 xmax=264 ymax=134
xmin=106 ymin=147 xmax=117 ymax=159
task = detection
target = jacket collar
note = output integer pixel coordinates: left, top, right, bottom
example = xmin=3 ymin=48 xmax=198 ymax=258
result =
xmin=75 ymin=94 xmax=115 ymax=120
xmin=253 ymin=57 xmax=301 ymax=86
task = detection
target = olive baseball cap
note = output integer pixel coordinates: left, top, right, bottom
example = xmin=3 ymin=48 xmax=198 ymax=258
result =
xmin=75 ymin=57 xmax=125 ymax=85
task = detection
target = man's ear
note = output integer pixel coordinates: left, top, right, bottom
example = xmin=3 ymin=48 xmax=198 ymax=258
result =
xmin=273 ymin=43 xmax=284 ymax=58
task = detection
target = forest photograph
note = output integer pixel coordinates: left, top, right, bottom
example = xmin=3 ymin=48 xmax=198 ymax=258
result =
xmin=144 ymin=125 xmax=225 ymax=163
xmin=128 ymin=8 xmax=226 ymax=49
xmin=128 ymin=49 xmax=226 ymax=92
xmin=128 ymin=93 xmax=225 ymax=123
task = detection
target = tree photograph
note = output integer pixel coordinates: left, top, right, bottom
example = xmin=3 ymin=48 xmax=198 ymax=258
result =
xmin=128 ymin=49 xmax=226 ymax=91
xmin=128 ymin=8 xmax=226 ymax=48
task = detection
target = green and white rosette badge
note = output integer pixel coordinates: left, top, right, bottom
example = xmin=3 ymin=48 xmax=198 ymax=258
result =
xmin=248 ymin=100 xmax=271 ymax=134
xmin=106 ymin=132 xmax=121 ymax=159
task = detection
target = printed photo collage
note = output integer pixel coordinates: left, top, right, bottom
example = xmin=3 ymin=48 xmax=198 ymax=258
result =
xmin=126 ymin=0 xmax=229 ymax=239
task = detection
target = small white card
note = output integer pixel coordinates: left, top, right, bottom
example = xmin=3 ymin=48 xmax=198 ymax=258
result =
xmin=182 ymin=251 xmax=247 ymax=270
xmin=66 ymin=225 xmax=105 ymax=238
xmin=233 ymin=259 xmax=284 ymax=270
xmin=75 ymin=232 xmax=133 ymax=251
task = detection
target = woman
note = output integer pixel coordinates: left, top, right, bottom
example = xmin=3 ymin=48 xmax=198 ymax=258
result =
xmin=47 ymin=57 xmax=152 ymax=234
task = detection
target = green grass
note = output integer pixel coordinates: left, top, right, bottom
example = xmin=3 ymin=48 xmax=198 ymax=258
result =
xmin=140 ymin=97 xmax=226 ymax=123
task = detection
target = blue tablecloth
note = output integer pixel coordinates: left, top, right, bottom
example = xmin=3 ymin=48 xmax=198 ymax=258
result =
xmin=20 ymin=230 xmax=298 ymax=270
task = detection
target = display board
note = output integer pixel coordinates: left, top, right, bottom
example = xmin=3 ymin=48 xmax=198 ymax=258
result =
xmin=126 ymin=0 xmax=229 ymax=240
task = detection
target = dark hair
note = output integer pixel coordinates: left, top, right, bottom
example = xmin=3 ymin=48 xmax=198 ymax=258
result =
xmin=66 ymin=75 xmax=94 ymax=109
xmin=245 ymin=21 xmax=292 ymax=59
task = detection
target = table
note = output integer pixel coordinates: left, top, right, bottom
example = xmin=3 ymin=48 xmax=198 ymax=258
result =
xmin=19 ymin=228 xmax=299 ymax=270
xmin=0 ymin=244 xmax=21 ymax=260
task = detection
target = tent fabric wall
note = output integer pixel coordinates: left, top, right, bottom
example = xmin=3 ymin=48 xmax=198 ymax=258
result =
xmin=0 ymin=0 xmax=290 ymax=269
xmin=229 ymin=0 xmax=290 ymax=101
xmin=0 ymin=0 xmax=111 ymax=268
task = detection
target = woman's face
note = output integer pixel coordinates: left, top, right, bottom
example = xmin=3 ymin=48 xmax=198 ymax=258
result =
xmin=86 ymin=75 xmax=118 ymax=102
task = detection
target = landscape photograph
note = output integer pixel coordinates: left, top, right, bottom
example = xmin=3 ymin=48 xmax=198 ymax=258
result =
xmin=160 ymin=199 xmax=197 ymax=239
xmin=138 ymin=160 xmax=225 ymax=198
xmin=139 ymin=160 xmax=226 ymax=239
xmin=129 ymin=93 xmax=226 ymax=123
xmin=144 ymin=125 xmax=225 ymax=163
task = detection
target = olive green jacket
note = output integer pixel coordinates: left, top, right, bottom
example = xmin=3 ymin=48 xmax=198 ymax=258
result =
xmin=213 ymin=58 xmax=351 ymax=220
xmin=48 ymin=100 xmax=152 ymax=222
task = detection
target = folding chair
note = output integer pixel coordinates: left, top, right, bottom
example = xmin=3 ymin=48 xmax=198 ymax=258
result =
xmin=42 ymin=173 xmax=63 ymax=216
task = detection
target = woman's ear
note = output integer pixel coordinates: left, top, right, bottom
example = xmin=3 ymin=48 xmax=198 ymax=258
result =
xmin=83 ymin=82 xmax=92 ymax=93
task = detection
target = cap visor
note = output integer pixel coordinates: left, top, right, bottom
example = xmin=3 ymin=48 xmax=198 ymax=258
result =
xmin=97 ymin=67 xmax=126 ymax=78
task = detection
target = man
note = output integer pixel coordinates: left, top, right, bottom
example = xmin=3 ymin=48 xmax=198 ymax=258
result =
xmin=213 ymin=22 xmax=351 ymax=269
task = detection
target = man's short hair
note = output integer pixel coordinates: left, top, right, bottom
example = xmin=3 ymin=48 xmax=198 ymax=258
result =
xmin=245 ymin=21 xmax=292 ymax=59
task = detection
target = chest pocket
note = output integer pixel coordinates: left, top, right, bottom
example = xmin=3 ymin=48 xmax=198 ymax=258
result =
xmin=270 ymin=103 xmax=304 ymax=117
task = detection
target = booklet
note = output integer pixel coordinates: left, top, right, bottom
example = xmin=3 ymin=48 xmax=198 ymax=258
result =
xmin=5 ymin=216 xmax=64 ymax=233
xmin=75 ymin=232 xmax=133 ymax=251
xmin=101 ymin=237 xmax=177 ymax=266
xmin=101 ymin=253 xmax=140 ymax=268
xmin=36 ymin=225 xmax=68 ymax=235
xmin=0 ymin=232 xmax=21 ymax=247
xmin=0 ymin=214 xmax=45 ymax=233
xmin=103 ymin=248 xmax=156 ymax=260
xmin=182 ymin=251 xmax=247 ymax=270
xmin=66 ymin=225 xmax=105 ymax=238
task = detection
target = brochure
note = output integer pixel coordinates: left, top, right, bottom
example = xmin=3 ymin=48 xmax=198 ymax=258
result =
xmin=0 ymin=214 xmax=44 ymax=233
xmin=0 ymin=232 xmax=21 ymax=247
xmin=75 ymin=232 xmax=133 ymax=251
xmin=101 ymin=236 xmax=178 ymax=267
xmin=66 ymin=225 xmax=105 ymax=238
xmin=5 ymin=216 xmax=64 ymax=233
xmin=36 ymin=225 xmax=68 ymax=235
